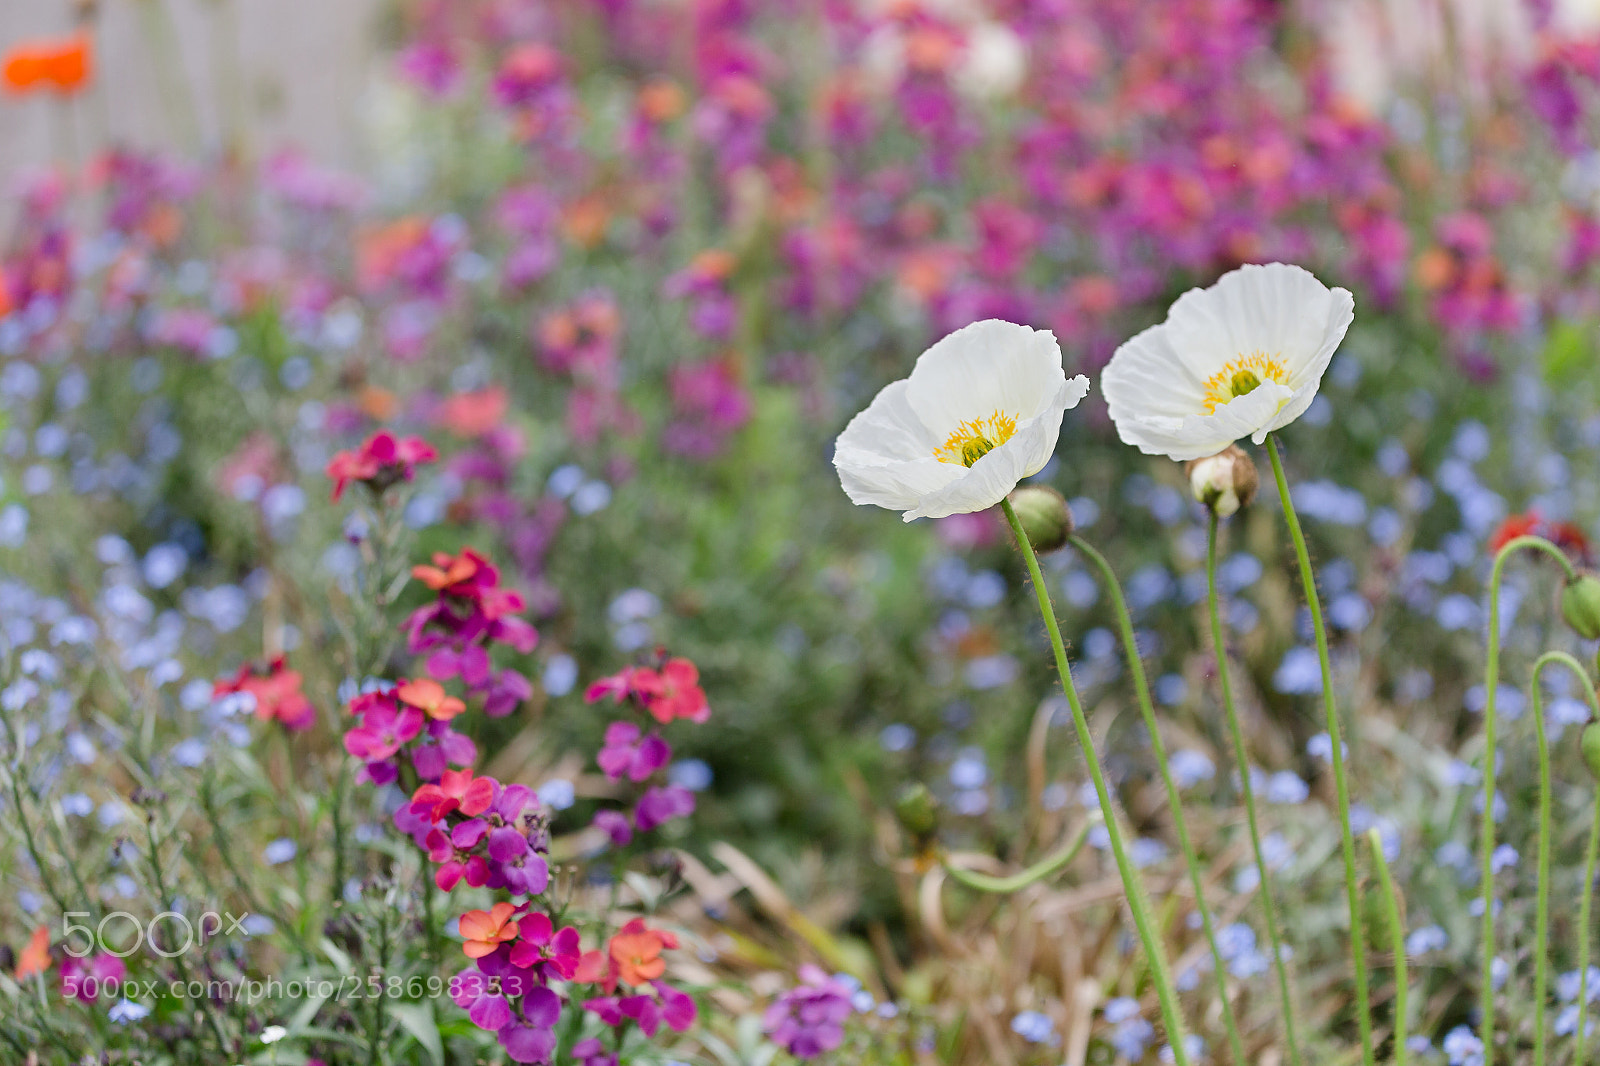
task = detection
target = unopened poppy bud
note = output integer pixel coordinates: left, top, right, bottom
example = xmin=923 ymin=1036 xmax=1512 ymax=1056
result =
xmin=1184 ymin=444 xmax=1259 ymax=518
xmin=1583 ymin=722 xmax=1600 ymax=784
xmin=894 ymin=783 xmax=939 ymax=840
xmin=1006 ymin=486 xmax=1074 ymax=554
xmin=1562 ymin=572 xmax=1600 ymax=640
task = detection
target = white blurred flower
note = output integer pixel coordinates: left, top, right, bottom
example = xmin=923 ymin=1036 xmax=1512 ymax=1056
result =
xmin=953 ymin=22 xmax=1027 ymax=100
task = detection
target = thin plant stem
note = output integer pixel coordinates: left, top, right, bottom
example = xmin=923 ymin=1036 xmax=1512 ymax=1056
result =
xmin=1479 ymin=535 xmax=1577 ymax=1065
xmin=942 ymin=810 xmax=1100 ymax=893
xmin=1073 ymin=532 xmax=1247 ymax=1065
xmin=1202 ymin=515 xmax=1302 ymax=1066
xmin=1366 ymin=828 xmax=1407 ymax=1066
xmin=1266 ymin=433 xmax=1373 ymax=1065
xmin=1527 ymin=652 xmax=1597 ymax=1066
xmin=1523 ymin=646 xmax=1600 ymax=1062
xmin=1580 ymin=788 xmax=1600 ymax=1065
xmin=1000 ymin=498 xmax=1190 ymax=1065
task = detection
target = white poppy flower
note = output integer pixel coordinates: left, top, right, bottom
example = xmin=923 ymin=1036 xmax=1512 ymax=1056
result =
xmin=1101 ymin=263 xmax=1354 ymax=461
xmin=833 ymin=319 xmax=1089 ymax=521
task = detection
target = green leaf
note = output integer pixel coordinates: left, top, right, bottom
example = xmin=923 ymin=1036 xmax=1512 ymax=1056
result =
xmin=390 ymin=1000 xmax=444 ymax=1066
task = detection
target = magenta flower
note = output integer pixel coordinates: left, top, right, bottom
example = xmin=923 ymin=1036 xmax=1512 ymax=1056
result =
xmin=343 ymin=698 xmax=424 ymax=762
xmin=596 ymin=721 xmax=672 ymax=782
xmin=634 ymin=785 xmax=695 ymax=833
xmin=496 ymin=985 xmax=561 ymax=1064
xmin=508 ymin=912 xmax=582 ymax=980
xmin=764 ymin=965 xmax=854 ymax=1058
xmin=452 ymin=967 xmax=513 ymax=1031
xmin=593 ymin=809 xmax=633 ymax=847
xmin=61 ymin=953 xmax=125 ymax=1002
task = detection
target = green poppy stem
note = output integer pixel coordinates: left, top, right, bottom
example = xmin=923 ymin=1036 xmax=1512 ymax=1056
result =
xmin=1580 ymin=788 xmax=1600 ymax=1065
xmin=1527 ymin=652 xmax=1599 ymax=1066
xmin=1073 ymin=533 xmax=1247 ymax=1065
xmin=1365 ymin=827 xmax=1407 ymax=1066
xmin=1265 ymin=434 xmax=1372 ymax=1066
xmin=1480 ymin=535 xmax=1577 ymax=1066
xmin=1000 ymin=498 xmax=1190 ymax=1065
xmin=1203 ymin=513 xmax=1302 ymax=1066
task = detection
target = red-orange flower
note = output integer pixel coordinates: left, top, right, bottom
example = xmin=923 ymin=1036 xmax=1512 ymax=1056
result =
xmin=397 ymin=677 xmax=466 ymax=722
xmin=14 ymin=925 xmax=49 ymax=979
xmin=459 ymin=902 xmax=519 ymax=958
xmin=634 ymin=658 xmax=710 ymax=725
xmin=438 ymin=387 xmax=508 ymax=438
xmin=411 ymin=767 xmax=495 ymax=822
xmin=1488 ymin=511 xmax=1542 ymax=555
xmin=3 ymin=35 xmax=91 ymax=95
xmin=214 ymin=656 xmax=316 ymax=731
xmin=326 ymin=431 xmax=437 ymax=502
xmin=411 ymin=548 xmax=494 ymax=595
xmin=607 ymin=918 xmax=678 ymax=986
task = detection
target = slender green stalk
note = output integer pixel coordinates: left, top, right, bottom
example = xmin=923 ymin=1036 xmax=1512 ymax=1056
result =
xmin=1580 ymin=789 xmax=1600 ymax=1064
xmin=1479 ymin=535 xmax=1577 ymax=1064
xmin=1202 ymin=515 xmax=1302 ymax=1066
xmin=1001 ymin=499 xmax=1190 ymax=1065
xmin=1074 ymin=532 xmax=1247 ymax=1065
xmin=145 ymin=815 xmax=232 ymax=1054
xmin=1266 ymin=434 xmax=1373 ymax=1065
xmin=1366 ymin=828 xmax=1407 ymax=1066
xmin=1526 ymin=653 xmax=1596 ymax=1066
xmin=943 ymin=810 xmax=1099 ymax=893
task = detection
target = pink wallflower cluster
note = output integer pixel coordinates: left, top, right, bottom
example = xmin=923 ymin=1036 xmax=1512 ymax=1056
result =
xmin=584 ymin=654 xmax=708 ymax=845
xmin=406 ymin=548 xmax=538 ymax=716
xmin=327 ymin=457 xmax=701 ymax=1064
xmin=662 ymin=358 xmax=753 ymax=460
xmin=325 ymin=430 xmax=439 ymax=502
xmin=763 ymin=965 xmax=855 ymax=1057
xmin=535 ymin=290 xmax=639 ymax=445
xmin=343 ymin=679 xmax=477 ymax=786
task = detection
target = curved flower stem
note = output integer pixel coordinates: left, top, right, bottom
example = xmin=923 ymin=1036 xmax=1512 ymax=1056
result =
xmin=1001 ymin=499 xmax=1190 ymax=1065
xmin=1266 ymin=434 xmax=1372 ymax=1066
xmin=942 ymin=810 xmax=1099 ymax=893
xmin=1366 ymin=828 xmax=1407 ymax=1066
xmin=1201 ymin=515 xmax=1302 ymax=1066
xmin=1073 ymin=532 xmax=1247 ymax=1065
xmin=1580 ymin=788 xmax=1600 ymax=1065
xmin=1526 ymin=652 xmax=1597 ymax=1066
xmin=1479 ymin=535 xmax=1577 ymax=1065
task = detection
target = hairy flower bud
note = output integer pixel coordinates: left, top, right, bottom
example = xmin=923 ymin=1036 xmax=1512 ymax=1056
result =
xmin=1563 ymin=572 xmax=1600 ymax=640
xmin=1006 ymin=486 xmax=1074 ymax=554
xmin=1184 ymin=444 xmax=1259 ymax=518
xmin=1583 ymin=721 xmax=1600 ymax=784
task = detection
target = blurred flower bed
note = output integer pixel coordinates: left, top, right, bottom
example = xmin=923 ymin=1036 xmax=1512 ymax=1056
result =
xmin=9 ymin=0 xmax=1600 ymax=1062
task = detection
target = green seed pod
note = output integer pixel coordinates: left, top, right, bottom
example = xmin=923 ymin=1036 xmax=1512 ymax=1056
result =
xmin=1184 ymin=444 xmax=1259 ymax=518
xmin=1007 ymin=486 xmax=1074 ymax=554
xmin=1582 ymin=722 xmax=1600 ymax=784
xmin=1563 ymin=572 xmax=1600 ymax=640
xmin=893 ymin=783 xmax=939 ymax=840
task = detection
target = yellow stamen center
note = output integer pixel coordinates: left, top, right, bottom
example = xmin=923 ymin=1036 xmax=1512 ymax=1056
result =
xmin=1202 ymin=352 xmax=1288 ymax=414
xmin=934 ymin=410 xmax=1019 ymax=467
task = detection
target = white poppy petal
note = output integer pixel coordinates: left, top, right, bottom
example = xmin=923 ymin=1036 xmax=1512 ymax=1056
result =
xmin=904 ymin=320 xmax=1066 ymax=433
xmin=1100 ymin=262 xmax=1354 ymax=459
xmin=902 ymin=375 xmax=1087 ymax=520
xmin=835 ymin=379 xmax=941 ymax=461
xmin=834 ymin=323 xmax=1084 ymax=522
xmin=838 ymin=456 xmax=962 ymax=511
